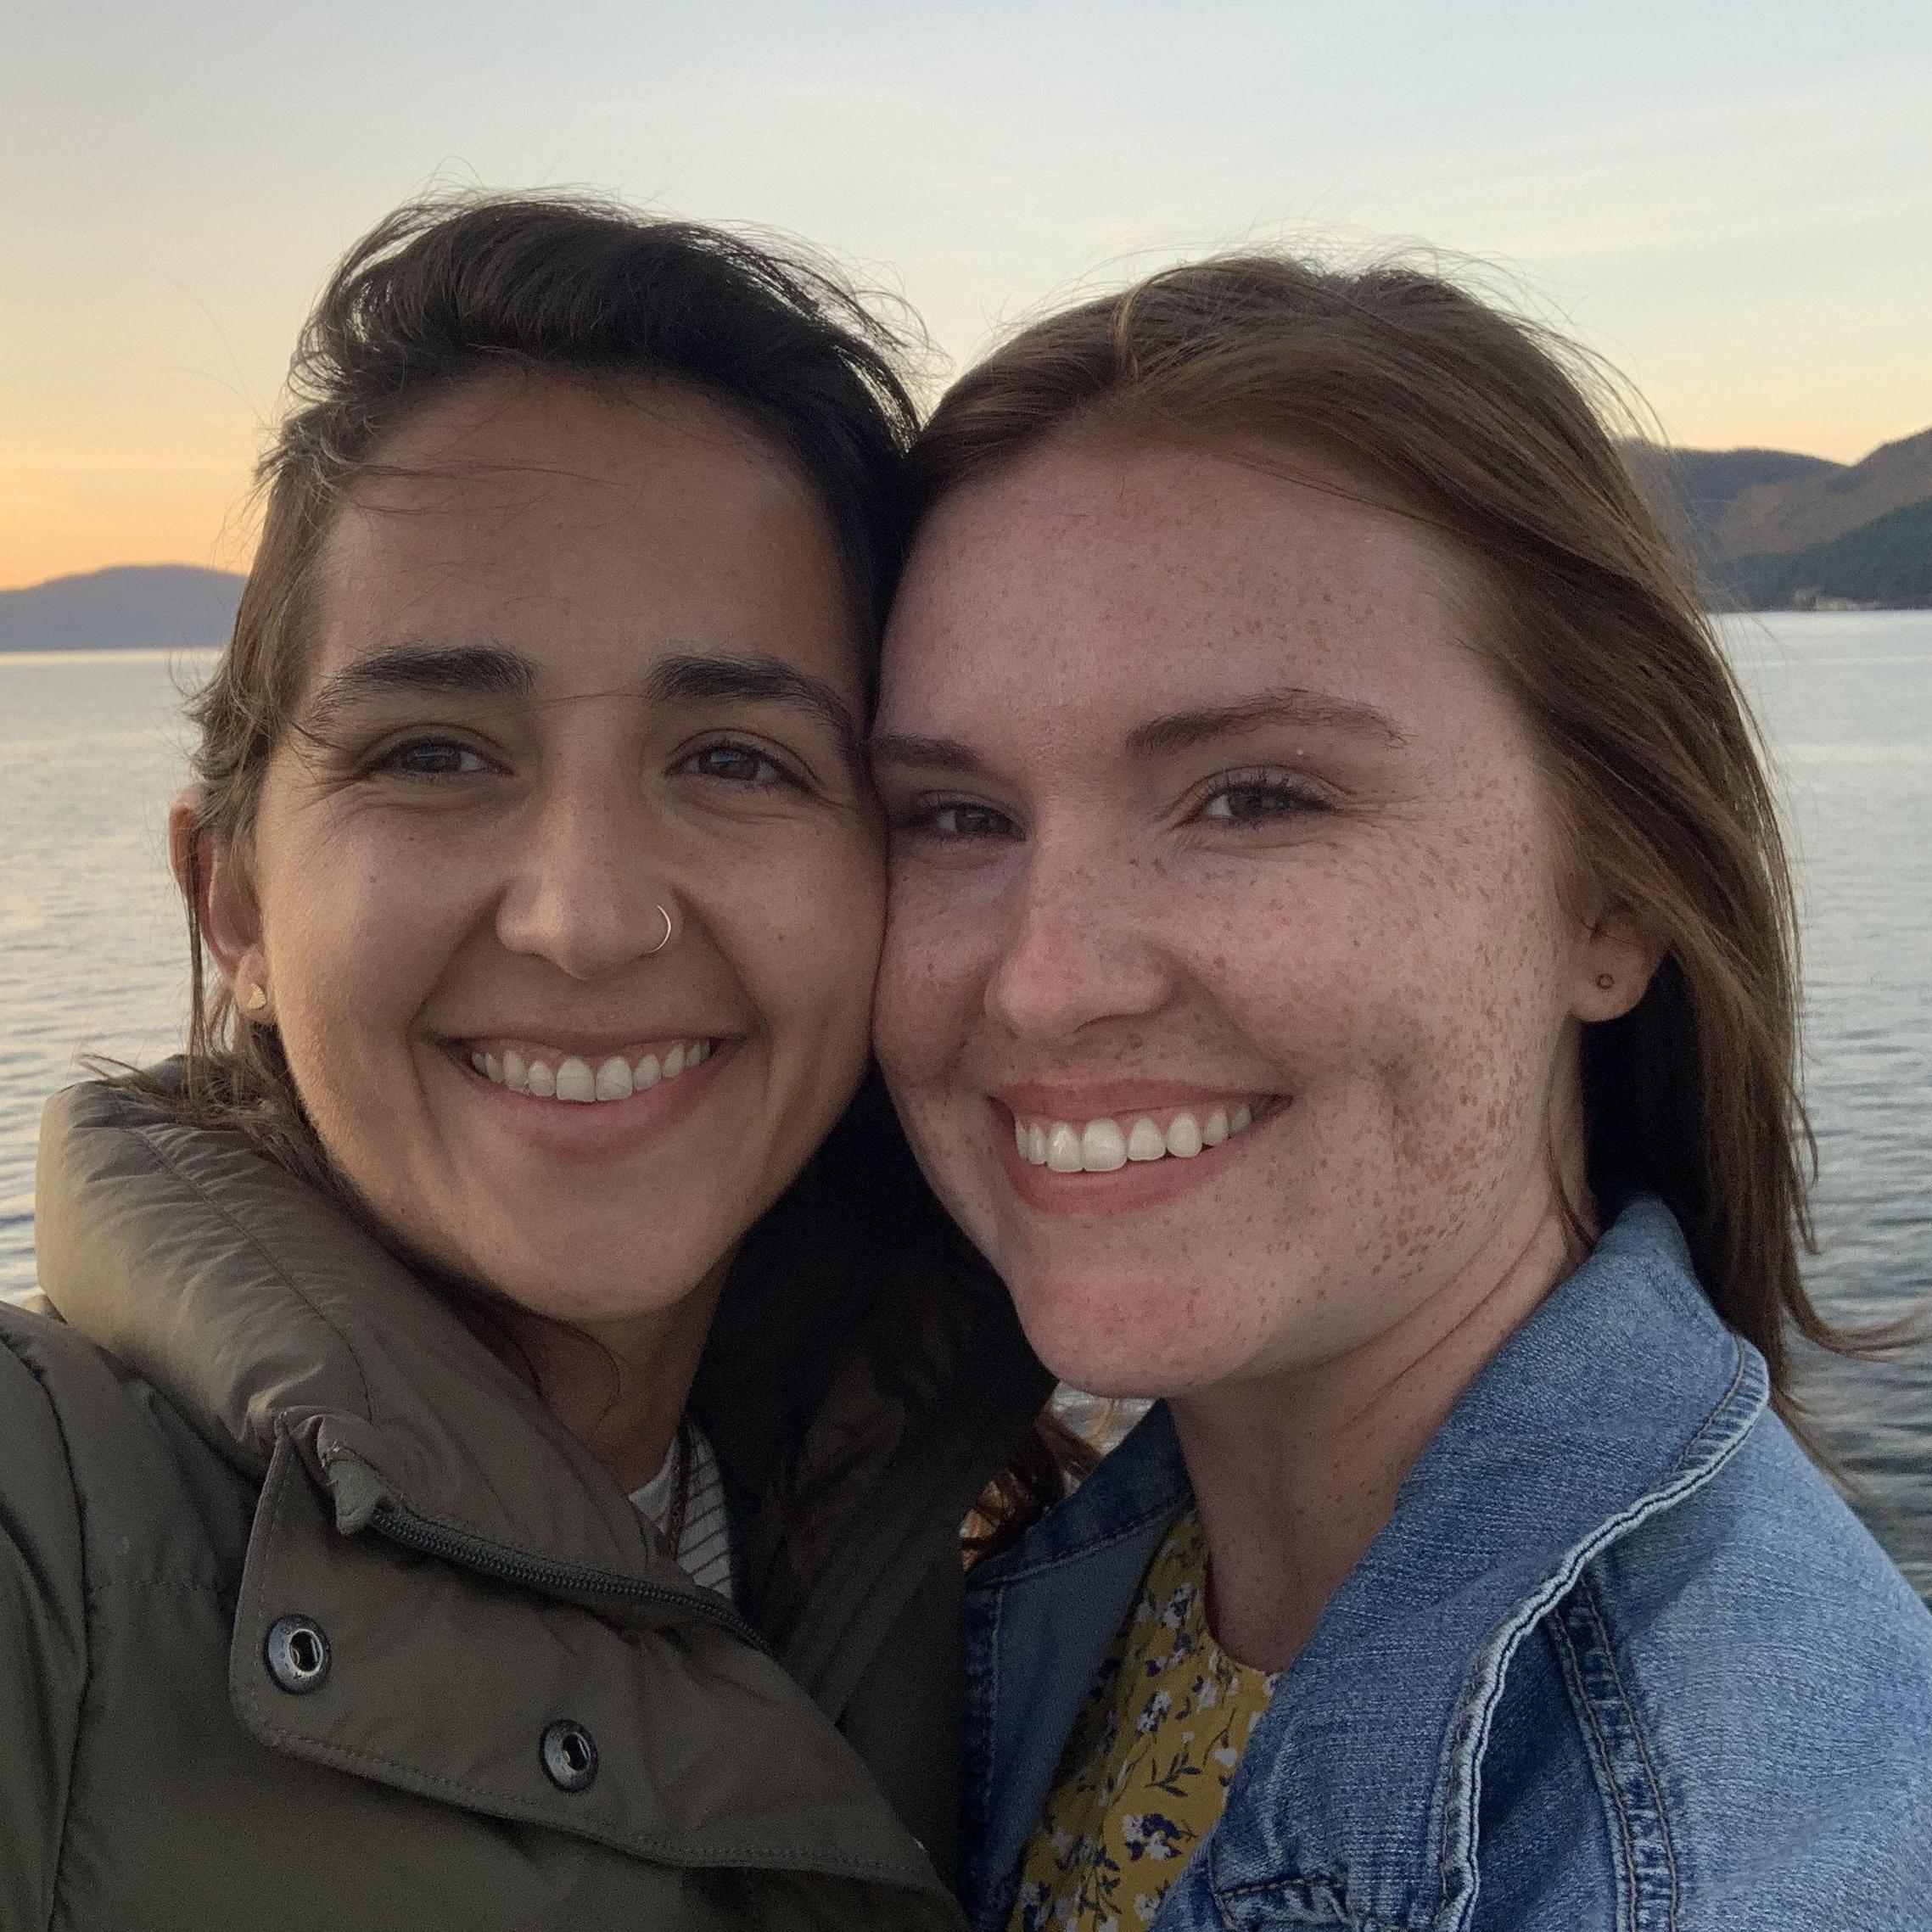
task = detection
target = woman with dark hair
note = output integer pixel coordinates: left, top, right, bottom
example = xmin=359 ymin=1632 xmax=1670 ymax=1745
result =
xmin=871 ymin=256 xmax=1932 ymax=1930
xmin=0 ymin=193 xmax=1048 ymax=1929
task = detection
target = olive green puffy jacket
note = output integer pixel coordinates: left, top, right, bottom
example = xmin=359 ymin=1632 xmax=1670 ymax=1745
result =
xmin=0 ymin=1080 xmax=1050 ymax=1931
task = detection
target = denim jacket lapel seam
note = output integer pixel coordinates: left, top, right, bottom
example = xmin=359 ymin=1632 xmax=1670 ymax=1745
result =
xmin=1423 ymin=1336 xmax=1763 ymax=1932
xmin=1546 ymin=1570 xmax=1682 ymax=1932
xmin=1660 ymin=1332 xmax=1756 ymax=1481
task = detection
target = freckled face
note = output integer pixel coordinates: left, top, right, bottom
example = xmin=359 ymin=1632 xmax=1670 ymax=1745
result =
xmin=873 ymin=437 xmax=1604 ymax=1398
xmin=224 ymin=376 xmax=882 ymax=1327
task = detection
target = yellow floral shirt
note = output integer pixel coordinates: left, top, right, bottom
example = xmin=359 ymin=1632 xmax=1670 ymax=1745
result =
xmin=1009 ymin=1509 xmax=1279 ymax=1932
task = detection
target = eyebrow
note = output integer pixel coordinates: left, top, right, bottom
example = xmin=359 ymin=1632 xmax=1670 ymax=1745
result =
xmin=867 ymin=731 xmax=986 ymax=775
xmin=300 ymin=642 xmax=860 ymax=764
xmin=871 ymin=684 xmax=1404 ymax=776
xmin=1127 ymin=686 xmax=1406 ymax=756
xmin=646 ymin=653 xmax=861 ymax=764
xmin=302 ymin=641 xmax=535 ymax=731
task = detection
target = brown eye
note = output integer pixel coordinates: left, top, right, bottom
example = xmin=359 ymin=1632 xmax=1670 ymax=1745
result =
xmin=1207 ymin=786 xmax=1291 ymax=820
xmin=680 ymin=743 xmax=791 ymax=787
xmin=380 ymin=739 xmax=488 ymax=777
xmin=900 ymin=801 xmax=1019 ymax=841
xmin=1198 ymin=774 xmax=1329 ymax=823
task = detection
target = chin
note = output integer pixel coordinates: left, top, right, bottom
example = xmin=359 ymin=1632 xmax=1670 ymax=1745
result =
xmin=486 ymin=1254 xmax=703 ymax=1329
xmin=388 ymin=1216 xmax=634 ymax=1328
xmin=1006 ymin=1265 xmax=1244 ymax=1403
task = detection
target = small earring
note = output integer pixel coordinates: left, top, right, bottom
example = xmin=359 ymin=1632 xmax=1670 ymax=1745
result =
xmin=1595 ymin=973 xmax=1616 ymax=991
xmin=244 ymin=984 xmax=269 ymax=1012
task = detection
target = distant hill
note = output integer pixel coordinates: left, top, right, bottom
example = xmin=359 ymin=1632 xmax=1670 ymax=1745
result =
xmin=11 ymin=437 xmax=1931 ymax=633
xmin=1629 ymin=429 xmax=1932 ymax=610
xmin=0 ymin=565 xmax=244 ymax=652
xmin=1728 ymin=496 xmax=1932 ymax=612
xmin=1716 ymin=428 xmax=1932 ymax=559
xmin=1625 ymin=444 xmax=1844 ymax=558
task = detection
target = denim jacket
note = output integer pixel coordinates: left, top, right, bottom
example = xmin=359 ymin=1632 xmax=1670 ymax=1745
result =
xmin=961 ymin=1201 xmax=1932 ymax=1930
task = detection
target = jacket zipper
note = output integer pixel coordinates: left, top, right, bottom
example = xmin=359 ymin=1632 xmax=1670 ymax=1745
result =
xmin=369 ymin=1503 xmax=770 ymax=1654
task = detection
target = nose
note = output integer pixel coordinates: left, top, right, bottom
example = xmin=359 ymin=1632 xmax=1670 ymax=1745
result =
xmin=983 ymin=836 xmax=1173 ymax=1042
xmin=495 ymin=778 xmax=670 ymax=982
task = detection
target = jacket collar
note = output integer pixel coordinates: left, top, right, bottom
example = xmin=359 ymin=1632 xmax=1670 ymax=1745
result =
xmin=34 ymin=1072 xmax=1048 ymax=1900
xmin=1203 ymin=1197 xmax=1768 ymax=1927
xmin=961 ymin=1403 xmax=1191 ymax=1915
xmin=34 ymin=1075 xmax=658 ymax=1570
xmin=35 ymin=1072 xmax=1045 ymax=1614
xmin=972 ymin=1200 xmax=1768 ymax=1930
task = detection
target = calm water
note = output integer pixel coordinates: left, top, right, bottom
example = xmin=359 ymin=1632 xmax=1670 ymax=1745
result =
xmin=3 ymin=619 xmax=1929 ymax=1594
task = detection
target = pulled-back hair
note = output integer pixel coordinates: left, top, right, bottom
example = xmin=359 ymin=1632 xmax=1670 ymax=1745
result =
xmin=906 ymin=253 xmax=1858 ymax=1409
xmin=156 ymin=191 xmax=918 ymax=1172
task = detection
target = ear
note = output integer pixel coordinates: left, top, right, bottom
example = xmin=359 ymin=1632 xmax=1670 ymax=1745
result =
xmin=165 ymin=785 xmax=204 ymax=901
xmin=1571 ymin=899 xmax=1666 ymax=1024
xmin=170 ymin=788 xmax=270 ymax=1015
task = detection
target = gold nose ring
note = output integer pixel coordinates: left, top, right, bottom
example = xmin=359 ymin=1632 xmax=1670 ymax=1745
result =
xmin=647 ymin=903 xmax=675 ymax=956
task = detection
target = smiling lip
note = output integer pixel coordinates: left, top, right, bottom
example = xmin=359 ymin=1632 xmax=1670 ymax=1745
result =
xmin=441 ymin=1033 xmax=731 ymax=1161
xmin=461 ymin=1034 xmax=716 ymax=1101
xmin=996 ymin=1079 xmax=1268 ymax=1117
xmin=988 ymin=1083 xmax=1284 ymax=1214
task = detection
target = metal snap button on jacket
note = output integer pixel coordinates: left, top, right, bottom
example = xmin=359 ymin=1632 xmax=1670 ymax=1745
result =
xmin=263 ymin=1615 xmax=331 ymax=1694
xmin=540 ymin=1719 xmax=598 ymax=1793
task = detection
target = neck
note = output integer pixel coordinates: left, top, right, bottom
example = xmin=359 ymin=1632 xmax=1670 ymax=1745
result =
xmin=1171 ymin=1185 xmax=1585 ymax=1674
xmin=496 ymin=1263 xmax=730 ymax=1494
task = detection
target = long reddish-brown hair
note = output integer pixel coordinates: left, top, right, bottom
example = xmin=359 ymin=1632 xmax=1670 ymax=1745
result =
xmin=905 ymin=253 xmax=1870 ymax=1414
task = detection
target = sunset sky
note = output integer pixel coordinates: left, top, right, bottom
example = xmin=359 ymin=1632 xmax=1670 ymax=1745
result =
xmin=5 ymin=0 xmax=1929 ymax=590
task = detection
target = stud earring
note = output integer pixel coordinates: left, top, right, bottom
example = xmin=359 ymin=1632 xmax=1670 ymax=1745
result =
xmin=244 ymin=984 xmax=269 ymax=1012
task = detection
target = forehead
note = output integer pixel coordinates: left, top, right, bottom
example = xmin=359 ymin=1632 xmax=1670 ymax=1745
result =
xmin=308 ymin=372 xmax=856 ymax=696
xmin=880 ymin=435 xmax=1493 ymax=740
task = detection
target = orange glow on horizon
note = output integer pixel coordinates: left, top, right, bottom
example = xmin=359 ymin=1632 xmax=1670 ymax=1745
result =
xmin=1 ymin=453 xmax=261 ymax=593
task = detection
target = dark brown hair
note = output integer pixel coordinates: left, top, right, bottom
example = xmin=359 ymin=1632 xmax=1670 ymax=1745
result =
xmin=153 ymin=190 xmax=919 ymax=1171
xmin=905 ymin=252 xmax=1868 ymax=1411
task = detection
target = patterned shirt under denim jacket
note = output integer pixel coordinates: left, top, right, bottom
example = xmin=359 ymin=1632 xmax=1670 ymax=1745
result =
xmin=960 ymin=1200 xmax=1932 ymax=1932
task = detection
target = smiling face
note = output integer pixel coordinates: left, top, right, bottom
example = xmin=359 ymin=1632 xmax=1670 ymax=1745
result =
xmin=873 ymin=434 xmax=1646 ymax=1400
xmin=202 ymin=374 xmax=882 ymax=1330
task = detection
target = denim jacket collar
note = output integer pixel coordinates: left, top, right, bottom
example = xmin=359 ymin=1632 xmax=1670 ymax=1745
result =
xmin=963 ymin=1404 xmax=1192 ymax=1911
xmin=965 ymin=1199 xmax=1772 ymax=1930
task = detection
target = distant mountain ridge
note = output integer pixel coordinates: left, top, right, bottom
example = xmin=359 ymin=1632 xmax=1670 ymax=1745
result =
xmin=1628 ymin=428 xmax=1932 ymax=610
xmin=1728 ymin=496 xmax=1932 ymax=612
xmin=10 ymin=437 xmax=1931 ymax=632
xmin=0 ymin=565 xmax=244 ymax=652
xmin=1628 ymin=445 xmax=1844 ymax=536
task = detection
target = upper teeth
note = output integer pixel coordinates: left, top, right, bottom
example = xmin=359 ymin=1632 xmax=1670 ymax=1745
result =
xmin=468 ymin=1039 xmax=713 ymax=1103
xmin=1014 ymin=1102 xmax=1258 ymax=1173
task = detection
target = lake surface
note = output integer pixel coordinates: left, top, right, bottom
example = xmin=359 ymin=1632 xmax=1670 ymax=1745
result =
xmin=2 ymin=619 xmax=1929 ymax=1595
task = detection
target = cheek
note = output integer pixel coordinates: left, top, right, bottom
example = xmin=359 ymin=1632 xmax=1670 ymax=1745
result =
xmin=1352 ymin=854 xmax=1574 ymax=1235
xmin=734 ymin=830 xmax=886 ymax=1063
xmin=872 ymin=904 xmax=1004 ymax=1230
xmin=874 ymin=884 xmax=977 ymax=1088
xmin=1220 ymin=816 xmax=1575 ymax=1175
xmin=1395 ymin=903 xmax=1573 ymax=1162
xmin=256 ymin=809 xmax=471 ymax=1053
